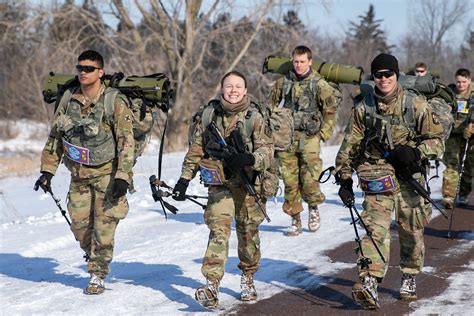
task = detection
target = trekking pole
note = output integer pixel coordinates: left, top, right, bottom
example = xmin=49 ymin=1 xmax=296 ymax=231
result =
xmin=33 ymin=181 xmax=89 ymax=261
xmin=349 ymin=203 xmax=386 ymax=264
xmin=33 ymin=182 xmax=71 ymax=226
xmin=447 ymin=138 xmax=470 ymax=239
xmin=322 ymin=166 xmax=386 ymax=264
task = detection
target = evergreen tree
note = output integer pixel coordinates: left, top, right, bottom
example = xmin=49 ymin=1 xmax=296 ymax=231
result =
xmin=343 ymin=4 xmax=394 ymax=58
xmin=283 ymin=10 xmax=304 ymax=31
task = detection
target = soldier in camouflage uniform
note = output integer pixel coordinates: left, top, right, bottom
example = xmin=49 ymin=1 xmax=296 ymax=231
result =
xmin=172 ymin=71 xmax=273 ymax=308
xmin=442 ymin=68 xmax=474 ymax=208
xmin=268 ymin=45 xmax=340 ymax=236
xmin=335 ymin=53 xmax=444 ymax=309
xmin=35 ymin=50 xmax=135 ymax=295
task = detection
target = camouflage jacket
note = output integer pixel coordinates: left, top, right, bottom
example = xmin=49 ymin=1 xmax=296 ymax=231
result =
xmin=452 ymin=85 xmax=473 ymax=133
xmin=40 ymin=84 xmax=135 ymax=182
xmin=336 ymin=84 xmax=445 ymax=179
xmin=180 ymin=99 xmax=274 ymax=184
xmin=268 ymin=70 xmax=339 ymax=141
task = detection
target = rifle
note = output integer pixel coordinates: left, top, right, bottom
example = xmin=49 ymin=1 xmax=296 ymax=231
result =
xmin=209 ymin=122 xmax=271 ymax=222
xmin=393 ymin=165 xmax=448 ymax=219
xmin=371 ymin=140 xmax=448 ymax=219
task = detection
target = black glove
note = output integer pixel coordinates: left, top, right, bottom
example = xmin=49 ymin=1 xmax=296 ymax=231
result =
xmin=172 ymin=178 xmax=189 ymax=201
xmin=112 ymin=179 xmax=129 ymax=199
xmin=388 ymin=145 xmax=421 ymax=169
xmin=34 ymin=172 xmax=53 ymax=193
xmin=224 ymin=153 xmax=255 ymax=171
xmin=205 ymin=141 xmax=226 ymax=159
xmin=338 ymin=178 xmax=354 ymax=207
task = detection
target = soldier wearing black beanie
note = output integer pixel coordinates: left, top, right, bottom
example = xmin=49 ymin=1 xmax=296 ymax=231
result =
xmin=371 ymin=53 xmax=400 ymax=78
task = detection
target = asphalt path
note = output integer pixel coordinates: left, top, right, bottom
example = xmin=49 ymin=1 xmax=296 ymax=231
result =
xmin=234 ymin=190 xmax=474 ymax=315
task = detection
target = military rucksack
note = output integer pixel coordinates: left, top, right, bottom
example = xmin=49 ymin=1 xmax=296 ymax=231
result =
xmin=359 ymin=75 xmax=455 ymax=142
xmin=44 ymin=72 xmax=173 ymax=164
xmin=188 ymin=97 xmax=289 ymax=197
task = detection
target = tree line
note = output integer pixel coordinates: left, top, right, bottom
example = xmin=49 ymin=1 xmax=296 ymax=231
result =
xmin=1 ymin=0 xmax=472 ymax=150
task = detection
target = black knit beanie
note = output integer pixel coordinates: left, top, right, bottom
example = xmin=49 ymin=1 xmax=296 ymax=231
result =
xmin=371 ymin=53 xmax=399 ymax=78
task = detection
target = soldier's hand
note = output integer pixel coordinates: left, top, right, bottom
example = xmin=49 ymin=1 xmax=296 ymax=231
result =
xmin=338 ymin=178 xmax=354 ymax=207
xmin=388 ymin=145 xmax=421 ymax=169
xmin=463 ymin=124 xmax=473 ymax=139
xmin=112 ymin=179 xmax=129 ymax=199
xmin=34 ymin=172 xmax=53 ymax=193
xmin=172 ymin=178 xmax=189 ymax=201
xmin=224 ymin=153 xmax=255 ymax=171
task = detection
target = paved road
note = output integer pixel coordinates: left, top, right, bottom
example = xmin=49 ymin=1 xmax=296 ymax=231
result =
xmin=235 ymin=191 xmax=474 ymax=315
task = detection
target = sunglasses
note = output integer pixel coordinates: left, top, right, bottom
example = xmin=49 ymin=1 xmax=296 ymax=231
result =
xmin=373 ymin=70 xmax=395 ymax=79
xmin=75 ymin=65 xmax=101 ymax=73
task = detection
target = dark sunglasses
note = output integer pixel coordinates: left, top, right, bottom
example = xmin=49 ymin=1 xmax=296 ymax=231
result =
xmin=75 ymin=65 xmax=101 ymax=73
xmin=373 ymin=70 xmax=395 ymax=79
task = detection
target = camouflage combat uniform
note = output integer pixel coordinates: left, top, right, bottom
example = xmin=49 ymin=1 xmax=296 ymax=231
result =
xmin=180 ymin=97 xmax=273 ymax=283
xmin=268 ymin=70 xmax=339 ymax=215
xmin=336 ymin=84 xmax=444 ymax=280
xmin=40 ymin=84 xmax=135 ymax=278
xmin=442 ymin=86 xmax=473 ymax=201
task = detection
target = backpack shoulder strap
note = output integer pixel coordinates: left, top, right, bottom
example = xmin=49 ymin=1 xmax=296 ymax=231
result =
xmin=402 ymin=89 xmax=417 ymax=130
xmin=103 ymin=87 xmax=121 ymax=122
xmin=201 ymin=99 xmax=221 ymax=129
xmin=55 ymin=88 xmax=73 ymax=115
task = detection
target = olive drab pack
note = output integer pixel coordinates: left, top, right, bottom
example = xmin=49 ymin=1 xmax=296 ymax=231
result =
xmin=359 ymin=74 xmax=455 ymax=142
xmin=188 ymin=97 xmax=285 ymax=197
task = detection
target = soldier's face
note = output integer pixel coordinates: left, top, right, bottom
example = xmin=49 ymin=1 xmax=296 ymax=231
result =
xmin=292 ymin=53 xmax=312 ymax=76
xmin=221 ymin=75 xmax=247 ymax=104
xmin=455 ymin=75 xmax=471 ymax=94
xmin=77 ymin=60 xmax=104 ymax=87
xmin=373 ymin=69 xmax=397 ymax=95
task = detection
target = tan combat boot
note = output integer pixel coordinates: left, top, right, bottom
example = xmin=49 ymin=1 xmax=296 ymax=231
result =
xmin=286 ymin=213 xmax=302 ymax=236
xmin=400 ymin=274 xmax=417 ymax=300
xmin=240 ymin=273 xmax=257 ymax=301
xmin=84 ymin=273 xmax=105 ymax=295
xmin=195 ymin=279 xmax=219 ymax=308
xmin=352 ymin=274 xmax=379 ymax=310
xmin=308 ymin=205 xmax=320 ymax=232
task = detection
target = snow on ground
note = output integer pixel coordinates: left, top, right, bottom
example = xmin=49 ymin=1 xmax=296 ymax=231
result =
xmin=1 ymin=124 xmax=473 ymax=314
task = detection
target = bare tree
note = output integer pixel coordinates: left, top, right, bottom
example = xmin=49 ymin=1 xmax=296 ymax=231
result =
xmin=407 ymin=0 xmax=471 ymax=66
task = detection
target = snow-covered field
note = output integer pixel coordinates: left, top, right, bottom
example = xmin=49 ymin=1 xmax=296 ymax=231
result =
xmin=1 ymin=120 xmax=473 ymax=314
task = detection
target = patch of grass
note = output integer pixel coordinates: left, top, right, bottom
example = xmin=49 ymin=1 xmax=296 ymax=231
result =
xmin=0 ymin=155 xmax=40 ymax=179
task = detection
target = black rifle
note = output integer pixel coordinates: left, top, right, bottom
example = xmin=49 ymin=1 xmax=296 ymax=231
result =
xmin=320 ymin=166 xmax=386 ymax=266
xmin=372 ymin=141 xmax=449 ymax=219
xmin=393 ymin=165 xmax=448 ymax=219
xmin=209 ymin=122 xmax=271 ymax=222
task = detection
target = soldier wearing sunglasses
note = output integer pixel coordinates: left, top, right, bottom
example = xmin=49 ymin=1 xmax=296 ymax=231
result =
xmin=35 ymin=50 xmax=135 ymax=295
xmin=335 ymin=53 xmax=444 ymax=309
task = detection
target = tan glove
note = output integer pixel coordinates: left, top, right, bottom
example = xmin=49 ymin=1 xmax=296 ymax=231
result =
xmin=463 ymin=123 xmax=473 ymax=139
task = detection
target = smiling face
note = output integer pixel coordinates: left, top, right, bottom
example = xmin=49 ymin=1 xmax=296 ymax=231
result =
xmin=373 ymin=69 xmax=397 ymax=95
xmin=221 ymin=74 xmax=247 ymax=104
xmin=455 ymin=75 xmax=471 ymax=95
xmin=76 ymin=59 xmax=104 ymax=88
xmin=292 ymin=53 xmax=312 ymax=76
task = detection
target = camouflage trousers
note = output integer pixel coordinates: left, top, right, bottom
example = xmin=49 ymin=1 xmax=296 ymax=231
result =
xmin=67 ymin=174 xmax=129 ymax=277
xmin=442 ymin=134 xmax=474 ymax=199
xmin=202 ymin=184 xmax=265 ymax=282
xmin=357 ymin=178 xmax=431 ymax=280
xmin=279 ymin=132 xmax=325 ymax=216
